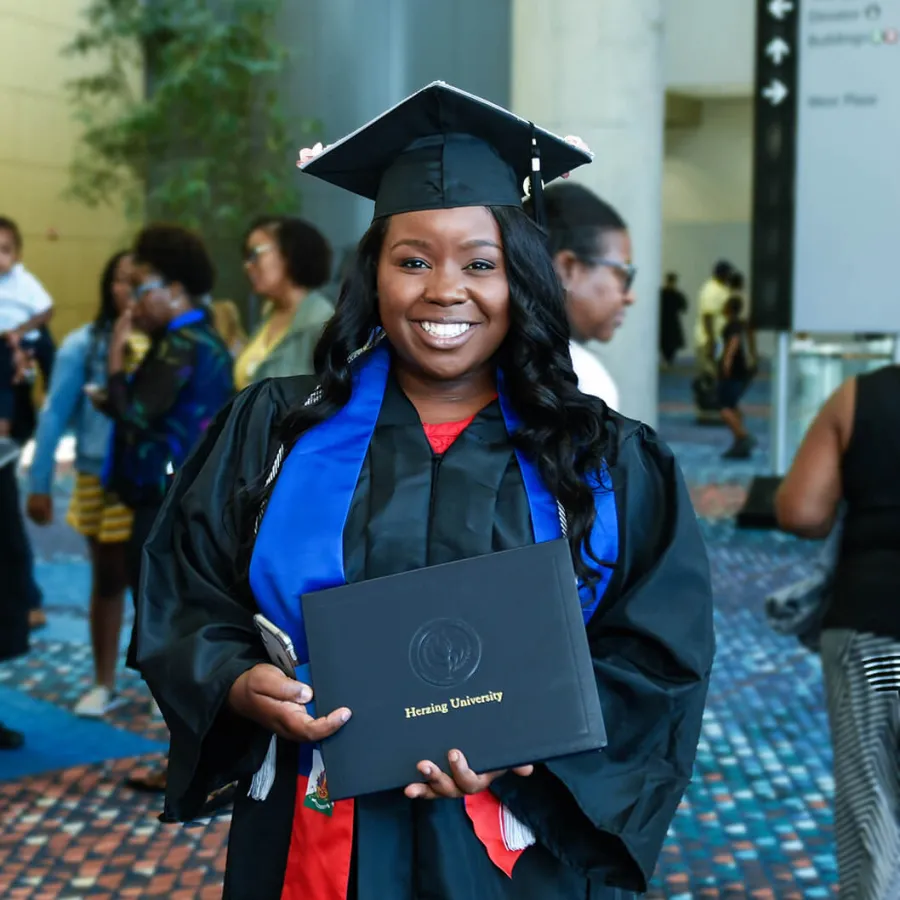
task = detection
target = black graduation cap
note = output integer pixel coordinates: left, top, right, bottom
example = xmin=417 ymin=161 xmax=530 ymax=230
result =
xmin=298 ymin=81 xmax=593 ymax=222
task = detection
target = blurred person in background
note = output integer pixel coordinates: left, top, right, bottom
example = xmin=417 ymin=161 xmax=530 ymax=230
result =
xmin=0 ymin=216 xmax=58 ymax=629
xmin=531 ymin=182 xmax=636 ymax=410
xmin=694 ymin=260 xmax=733 ymax=367
xmin=0 ymin=215 xmax=54 ymax=469
xmin=692 ymin=260 xmax=733 ymax=416
xmin=717 ymin=277 xmax=757 ymax=459
xmin=90 ymin=224 xmax=234 ymax=790
xmin=211 ymin=299 xmax=248 ymax=358
xmin=0 ymin=448 xmax=30 ymax=748
xmin=234 ymin=216 xmax=333 ymax=388
xmin=776 ymin=364 xmax=900 ymax=898
xmin=26 ymin=251 xmax=149 ymax=717
xmin=659 ymin=272 xmax=687 ymax=367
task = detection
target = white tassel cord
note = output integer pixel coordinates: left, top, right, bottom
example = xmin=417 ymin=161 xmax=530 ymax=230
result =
xmin=249 ymin=734 xmax=277 ymax=801
xmin=500 ymin=804 xmax=536 ymax=851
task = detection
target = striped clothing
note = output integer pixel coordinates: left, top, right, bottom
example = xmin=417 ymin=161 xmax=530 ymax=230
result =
xmin=821 ymin=629 xmax=900 ymax=899
xmin=66 ymin=473 xmax=133 ymax=543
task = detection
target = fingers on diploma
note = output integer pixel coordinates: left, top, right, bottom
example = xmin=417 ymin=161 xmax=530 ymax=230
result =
xmin=447 ymin=750 xmax=486 ymax=793
xmin=282 ymin=704 xmax=352 ymax=742
xmin=405 ymin=760 xmax=457 ymax=799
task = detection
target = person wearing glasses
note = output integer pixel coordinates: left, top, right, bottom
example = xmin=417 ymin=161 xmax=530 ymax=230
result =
xmin=530 ymin=182 xmax=636 ymax=410
xmin=89 ymin=224 xmax=234 ymax=789
xmin=234 ymin=216 xmax=334 ymax=389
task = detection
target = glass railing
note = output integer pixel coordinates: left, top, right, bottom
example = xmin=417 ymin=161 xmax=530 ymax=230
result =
xmin=780 ymin=333 xmax=897 ymax=468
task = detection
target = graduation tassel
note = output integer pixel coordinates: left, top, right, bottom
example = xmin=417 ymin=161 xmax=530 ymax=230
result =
xmin=501 ymin=805 xmax=537 ymax=851
xmin=249 ymin=734 xmax=277 ymax=801
xmin=529 ymin=124 xmax=546 ymax=230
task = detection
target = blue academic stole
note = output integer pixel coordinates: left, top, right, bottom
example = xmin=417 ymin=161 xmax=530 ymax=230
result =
xmin=249 ymin=342 xmax=619 ymax=778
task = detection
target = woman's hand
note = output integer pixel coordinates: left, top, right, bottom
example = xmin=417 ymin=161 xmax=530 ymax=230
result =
xmin=84 ymin=384 xmax=108 ymax=411
xmin=404 ymin=749 xmax=533 ymax=800
xmin=26 ymin=493 xmax=53 ymax=525
xmin=108 ymin=308 xmax=133 ymax=376
xmin=561 ymin=135 xmax=593 ymax=179
xmin=297 ymin=142 xmax=331 ymax=168
xmin=111 ymin=308 xmax=133 ymax=350
xmin=228 ymin=663 xmax=351 ymax=743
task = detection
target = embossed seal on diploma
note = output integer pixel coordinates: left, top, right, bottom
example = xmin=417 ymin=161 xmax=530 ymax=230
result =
xmin=409 ymin=618 xmax=482 ymax=687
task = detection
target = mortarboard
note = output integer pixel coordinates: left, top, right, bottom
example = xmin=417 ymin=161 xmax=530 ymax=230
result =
xmin=298 ymin=81 xmax=593 ymax=224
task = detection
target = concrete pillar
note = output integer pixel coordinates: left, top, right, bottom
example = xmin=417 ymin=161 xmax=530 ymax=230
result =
xmin=278 ymin=0 xmax=511 ymax=301
xmin=511 ymin=0 xmax=665 ymax=427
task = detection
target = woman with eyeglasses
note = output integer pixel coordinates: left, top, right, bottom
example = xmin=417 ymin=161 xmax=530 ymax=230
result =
xmin=531 ymin=183 xmax=636 ymax=412
xmin=89 ymin=225 xmax=234 ymax=789
xmin=25 ymin=250 xmax=149 ymax=718
xmin=234 ymin=216 xmax=334 ymax=389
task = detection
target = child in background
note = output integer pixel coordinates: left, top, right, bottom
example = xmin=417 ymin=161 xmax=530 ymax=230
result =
xmin=718 ymin=286 xmax=758 ymax=459
xmin=0 ymin=217 xmax=54 ymax=468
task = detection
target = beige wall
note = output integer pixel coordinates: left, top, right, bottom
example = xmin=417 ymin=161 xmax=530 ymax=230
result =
xmin=512 ymin=0 xmax=665 ymax=424
xmin=662 ymin=97 xmax=756 ymax=353
xmin=665 ymin=0 xmax=755 ymax=96
xmin=0 ymin=1 xmax=133 ymax=340
xmin=664 ymin=98 xmax=753 ymax=225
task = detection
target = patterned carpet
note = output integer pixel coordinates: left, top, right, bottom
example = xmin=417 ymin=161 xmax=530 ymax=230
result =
xmin=0 ymin=366 xmax=837 ymax=898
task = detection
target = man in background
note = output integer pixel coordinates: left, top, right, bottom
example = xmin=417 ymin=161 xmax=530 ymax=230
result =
xmin=694 ymin=260 xmax=733 ymax=370
xmin=692 ymin=260 xmax=734 ymax=417
xmin=659 ymin=272 xmax=687 ymax=366
xmin=718 ymin=287 xmax=758 ymax=459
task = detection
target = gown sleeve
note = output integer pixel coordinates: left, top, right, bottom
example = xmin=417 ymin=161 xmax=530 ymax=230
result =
xmin=135 ymin=379 xmax=291 ymax=820
xmin=490 ymin=421 xmax=714 ymax=892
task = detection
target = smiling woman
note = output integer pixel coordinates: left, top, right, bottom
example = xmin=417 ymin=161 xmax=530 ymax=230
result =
xmin=135 ymin=82 xmax=713 ymax=900
xmin=377 ymin=207 xmax=510 ymax=412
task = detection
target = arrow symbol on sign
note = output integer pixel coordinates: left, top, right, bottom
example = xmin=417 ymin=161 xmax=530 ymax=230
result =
xmin=766 ymin=37 xmax=791 ymax=64
xmin=762 ymin=79 xmax=789 ymax=106
xmin=768 ymin=0 xmax=794 ymax=20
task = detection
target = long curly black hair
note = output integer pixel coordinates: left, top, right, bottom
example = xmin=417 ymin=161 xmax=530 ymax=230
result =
xmin=248 ymin=206 xmax=616 ymax=587
xmin=93 ymin=250 xmax=131 ymax=331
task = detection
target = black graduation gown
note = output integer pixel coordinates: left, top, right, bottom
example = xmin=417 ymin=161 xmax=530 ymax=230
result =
xmin=137 ymin=374 xmax=714 ymax=900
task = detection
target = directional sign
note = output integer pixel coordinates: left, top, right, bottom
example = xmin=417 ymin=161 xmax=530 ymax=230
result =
xmin=753 ymin=0 xmax=900 ymax=333
xmin=791 ymin=0 xmax=900 ymax=332
xmin=762 ymin=79 xmax=789 ymax=105
xmin=751 ymin=0 xmax=800 ymax=331
xmin=766 ymin=37 xmax=791 ymax=64
xmin=768 ymin=0 xmax=794 ymax=20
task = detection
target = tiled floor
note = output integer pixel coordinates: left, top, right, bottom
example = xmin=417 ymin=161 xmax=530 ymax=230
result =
xmin=0 ymin=366 xmax=836 ymax=898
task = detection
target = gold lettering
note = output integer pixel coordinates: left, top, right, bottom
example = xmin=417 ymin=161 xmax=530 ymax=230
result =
xmin=405 ymin=692 xmax=504 ymax=718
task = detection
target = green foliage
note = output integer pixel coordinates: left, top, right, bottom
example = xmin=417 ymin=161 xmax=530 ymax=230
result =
xmin=65 ymin=0 xmax=311 ymax=245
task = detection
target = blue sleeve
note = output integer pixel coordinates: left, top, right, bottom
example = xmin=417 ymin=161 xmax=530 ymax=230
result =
xmin=29 ymin=329 xmax=89 ymax=495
